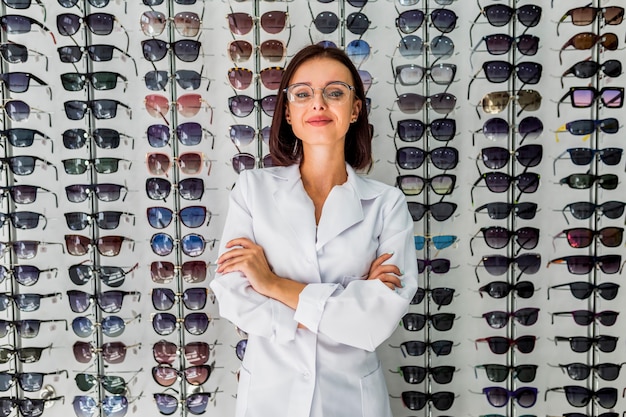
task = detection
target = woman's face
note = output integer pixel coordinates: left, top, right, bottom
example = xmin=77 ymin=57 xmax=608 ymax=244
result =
xmin=284 ymin=57 xmax=361 ymax=149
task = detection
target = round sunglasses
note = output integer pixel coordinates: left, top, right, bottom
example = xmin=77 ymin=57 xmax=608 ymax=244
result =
xmin=150 ymin=260 xmax=207 ymax=284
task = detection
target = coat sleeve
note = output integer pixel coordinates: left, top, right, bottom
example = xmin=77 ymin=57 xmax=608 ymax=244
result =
xmin=209 ymin=172 xmax=298 ymax=344
xmin=293 ymin=189 xmax=418 ymax=352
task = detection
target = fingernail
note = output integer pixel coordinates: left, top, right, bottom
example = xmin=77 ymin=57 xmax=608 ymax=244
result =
xmin=400 ymin=269 xmax=404 ymax=275
xmin=401 ymin=280 xmax=405 ymax=288
xmin=388 ymin=251 xmax=395 ymax=256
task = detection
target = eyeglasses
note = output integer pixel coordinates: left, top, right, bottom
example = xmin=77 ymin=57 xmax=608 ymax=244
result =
xmin=408 ymin=202 xmax=457 ymax=222
xmin=141 ymin=39 xmax=202 ymax=63
xmin=553 ymin=147 xmax=622 ymax=174
xmin=0 ymin=292 xmax=59 ymax=312
xmin=547 ymin=255 xmax=623 ymax=275
xmin=475 ymin=364 xmax=538 ymax=383
xmin=474 ymin=202 xmax=538 ymax=221
xmin=144 ymin=94 xmax=212 ymax=125
xmin=478 ymin=280 xmax=535 ymax=299
xmin=396 ymin=174 xmax=456 ymax=196
xmin=56 ymin=12 xmax=129 ymax=48
xmin=556 ymin=362 xmax=625 ymax=382
xmin=544 ymin=386 xmax=617 ymax=409
xmin=284 ymin=81 xmax=355 ymax=107
xmin=554 ymin=226 xmax=624 ymax=249
xmin=476 ymin=144 xmax=543 ymax=171
xmin=393 ymin=118 xmax=456 ymax=142
xmin=150 ymin=261 xmax=207 ymax=284
xmin=400 ymin=312 xmax=456 ymax=331
xmin=0 ymin=41 xmax=47 ymax=69
xmin=469 ymin=226 xmax=539 ymax=255
xmin=477 ymin=90 xmax=542 ymax=118
xmin=417 ymin=258 xmax=452 ymax=274
xmin=146 ymin=152 xmax=211 ymax=177
xmin=0 ymin=241 xmax=63 ymax=260
xmin=62 ymin=128 xmax=133 ymax=150
xmin=557 ymin=86 xmax=623 ymax=117
xmin=475 ymin=253 xmax=541 ymax=282
xmin=392 ymin=92 xmax=457 ymax=115
xmin=0 ymin=211 xmax=47 ymax=230
xmin=551 ymin=310 xmax=619 ymax=326
xmin=151 ymin=312 xmax=211 ymax=336
xmin=68 ymin=263 xmax=138 ymax=288
xmin=395 ymin=146 xmax=458 ymax=170
xmin=395 ymin=35 xmax=454 ymax=63
xmin=560 ymin=59 xmax=621 ymax=88
xmin=150 ymin=232 xmax=215 ymax=257
xmin=152 ymin=364 xmax=216 ymax=387
xmin=0 ymin=370 xmax=67 ymax=392
xmin=228 ymin=40 xmax=287 ymax=64
xmin=555 ymin=118 xmax=619 ymax=142
xmin=561 ymin=200 xmax=625 ymax=224
xmin=151 ymin=287 xmax=213 ymax=311
xmin=72 ymin=341 xmax=141 ymax=364
xmin=60 ymin=71 xmax=128 ymax=92
xmin=147 ymin=206 xmax=210 ymax=229
xmin=229 ymin=124 xmax=270 ymax=148
xmin=414 ymin=235 xmax=457 ymax=250
xmin=64 ymin=234 xmax=134 ymax=257
xmin=0 ymin=345 xmax=52 ymax=364
xmin=470 ymin=34 xmax=539 ymax=64
xmin=0 ymin=318 xmax=67 ymax=338
xmin=394 ymin=8 xmax=457 ymax=34
xmin=481 ymin=308 xmax=540 ymax=329
xmin=555 ymin=335 xmax=618 ymax=353
xmin=482 ymin=386 xmax=537 ymax=408
xmin=228 ymin=94 xmax=277 ymax=118
xmin=72 ymin=314 xmax=141 ymax=338
xmin=153 ymin=392 xmax=215 ymax=415
xmin=389 ymin=340 xmax=454 ymax=357
xmin=0 ymin=396 xmax=65 ymax=417
xmin=548 ymin=282 xmax=619 ymax=301
xmin=75 ymin=370 xmax=142 ymax=395
xmin=146 ymin=177 xmax=205 ymax=202
xmin=393 ymin=63 xmax=456 ymax=87
xmin=469 ymin=4 xmax=542 ymax=44
xmin=227 ymin=10 xmax=289 ymax=35
xmin=396 ymin=390 xmax=454 ymax=411
xmin=470 ymin=172 xmax=540 ymax=204
xmin=559 ymin=32 xmax=618 ymax=65
xmin=475 ymin=335 xmax=537 ymax=354
xmin=153 ymin=340 xmax=213 ymax=366
xmin=392 ymin=365 xmax=456 ymax=384
xmin=410 ymin=287 xmax=455 ymax=308
xmin=468 ymin=61 xmax=542 ymax=98
xmin=57 ymin=44 xmax=138 ymax=75
xmin=140 ymin=10 xmax=203 ymax=37
xmin=557 ymin=6 xmax=624 ymax=35
xmin=0 ymin=265 xmax=57 ymax=287
xmin=309 ymin=10 xmax=372 ymax=36
xmin=65 ymin=183 xmax=128 ymax=203
xmin=67 ymin=290 xmax=140 ymax=314
xmin=63 ymin=99 xmax=131 ymax=120
xmin=559 ymin=173 xmax=618 ymax=190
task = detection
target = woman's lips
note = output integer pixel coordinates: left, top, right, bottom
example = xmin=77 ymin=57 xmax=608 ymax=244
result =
xmin=306 ymin=117 xmax=332 ymax=126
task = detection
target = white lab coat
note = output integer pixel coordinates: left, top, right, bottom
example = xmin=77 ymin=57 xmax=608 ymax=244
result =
xmin=210 ymin=163 xmax=418 ymax=417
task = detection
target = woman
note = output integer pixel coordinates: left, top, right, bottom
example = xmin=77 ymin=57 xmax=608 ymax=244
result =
xmin=211 ymin=44 xmax=417 ymax=417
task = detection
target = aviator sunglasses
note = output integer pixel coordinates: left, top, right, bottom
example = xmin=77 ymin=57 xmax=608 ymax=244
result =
xmin=68 ymin=262 xmax=138 ymax=288
xmin=477 ymin=90 xmax=541 ymax=118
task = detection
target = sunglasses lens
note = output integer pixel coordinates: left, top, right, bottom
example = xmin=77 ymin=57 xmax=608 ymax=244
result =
xmin=72 ymin=316 xmax=94 ymax=338
xmin=146 ymin=178 xmax=171 ymax=201
xmin=180 ymin=233 xmax=205 ymax=257
xmin=601 ymin=88 xmax=624 ymax=107
xmin=154 ymin=393 xmax=177 ymax=415
xmin=0 ymin=43 xmax=28 ymax=63
xmin=346 ymin=39 xmax=370 ymax=66
xmin=232 ymin=153 xmax=256 ymax=174
xmin=396 ymin=147 xmax=425 ymax=169
xmin=259 ymin=67 xmax=283 ymax=90
xmin=228 ymin=40 xmax=253 ymax=63
xmin=397 ymin=119 xmax=425 ymax=142
xmin=185 ymin=341 xmax=210 ymax=365
xmin=518 ymin=116 xmax=543 ymax=140
xmin=179 ymin=206 xmax=207 ymax=228
xmin=151 ymin=233 xmax=174 ymax=256
xmin=314 ymin=11 xmax=339 ymax=34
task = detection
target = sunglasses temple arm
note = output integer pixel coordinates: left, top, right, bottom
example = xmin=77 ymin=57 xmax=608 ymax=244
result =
xmin=474 ymin=263 xmax=481 ymax=283
xmin=469 ymin=39 xmax=484 ymax=71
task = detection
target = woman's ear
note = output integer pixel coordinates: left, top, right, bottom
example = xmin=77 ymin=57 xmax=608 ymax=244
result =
xmin=351 ymin=99 xmax=362 ymax=122
xmin=285 ymin=107 xmax=291 ymax=124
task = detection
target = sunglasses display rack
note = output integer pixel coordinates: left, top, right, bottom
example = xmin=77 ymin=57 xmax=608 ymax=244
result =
xmin=0 ymin=0 xmax=625 ymax=416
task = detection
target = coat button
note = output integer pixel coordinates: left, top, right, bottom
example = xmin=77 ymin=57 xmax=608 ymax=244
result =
xmin=303 ymin=370 xmax=311 ymax=379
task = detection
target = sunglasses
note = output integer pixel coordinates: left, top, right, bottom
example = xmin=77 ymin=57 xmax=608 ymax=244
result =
xmin=63 ymin=99 xmax=131 ymax=121
xmin=0 ymin=292 xmax=59 ymax=312
xmin=228 ymin=10 xmax=289 ymax=35
xmin=147 ymin=123 xmax=214 ymax=149
xmin=234 ymin=338 xmax=247 ymax=361
xmin=0 ymin=370 xmax=67 ymax=392
xmin=552 ymin=310 xmax=619 ymax=326
xmin=0 ymin=155 xmax=57 ymax=178
xmin=141 ymin=39 xmax=202 ymax=63
xmin=389 ymin=340 xmax=454 ymax=357
xmin=396 ymin=390 xmax=454 ymax=411
xmin=557 ymin=6 xmax=624 ymax=35
xmin=478 ymin=280 xmax=535 ymax=299
xmin=411 ymin=287 xmax=455 ymax=307
xmin=545 ymin=386 xmax=617 ymax=409
xmin=557 ymin=362 xmax=625 ymax=382
xmin=71 ymin=314 xmax=141 ymax=338
xmin=470 ymin=34 xmax=539 ymax=65
xmin=395 ymin=146 xmax=458 ymax=170
xmin=150 ymin=260 xmax=207 ymax=284
xmin=559 ymin=173 xmax=618 ymax=190
xmin=140 ymin=10 xmax=203 ymax=37
xmin=0 ymin=71 xmax=49 ymax=98
xmin=555 ymin=335 xmax=618 ymax=353
xmin=146 ymin=70 xmax=210 ymax=94
xmin=65 ymin=183 xmax=127 ymax=203
xmin=562 ymin=201 xmax=626 ymax=224
xmin=0 ymin=211 xmax=47 ymax=230
xmin=1 ymin=127 xmax=51 ymax=150
xmin=143 ymin=0 xmax=201 ymax=4
xmin=393 ymin=63 xmax=456 ymax=88
xmin=414 ymin=235 xmax=457 ymax=250
xmin=150 ymin=232 xmax=214 ymax=257
xmin=151 ymin=287 xmax=213 ymax=311
xmin=476 ymin=144 xmax=543 ymax=170
xmin=555 ymin=118 xmax=619 ymax=142
xmin=475 ymin=364 xmax=538 ymax=383
xmin=227 ymin=66 xmax=284 ymax=91
xmin=0 ymin=265 xmax=57 ymax=286
xmin=394 ymin=118 xmax=456 ymax=142
xmin=229 ymin=124 xmax=270 ymax=148
xmin=60 ymin=71 xmax=127 ymax=92
xmin=482 ymin=386 xmax=537 ymax=408
xmin=408 ymin=201 xmax=457 ymax=222
xmin=0 ymin=99 xmax=51 ymax=126
xmin=152 ymin=364 xmax=216 ymax=387
xmin=153 ymin=339 xmax=213 ymax=366
xmin=0 ymin=14 xmax=54 ymax=40
xmin=151 ymin=312 xmax=211 ymax=336
xmin=309 ymin=10 xmax=372 ymax=36
xmin=57 ymin=44 xmax=138 ymax=75
xmin=0 ymin=318 xmax=66 ymax=338
xmin=74 ymin=395 xmax=144 ymax=417
xmin=396 ymin=174 xmax=456 ymax=196
xmin=67 ymin=289 xmax=140 ymax=314
xmin=146 ymin=177 xmax=205 ymax=202
xmin=417 ymin=258 xmax=452 ymax=274
xmin=154 ymin=392 xmax=215 ymax=416
xmin=469 ymin=226 xmax=539 ymax=256
xmin=144 ymin=93 xmax=212 ymax=126
xmin=468 ymin=61 xmax=542 ymax=98
xmin=72 ymin=341 xmax=141 ymax=364
xmin=147 ymin=206 xmax=210 ymax=229
xmin=392 ymin=365 xmax=455 ymax=385
xmin=68 ymin=263 xmax=138 ymax=288
xmin=395 ymin=35 xmax=454 ymax=63
xmin=0 ymin=396 xmax=64 ymax=417
xmin=228 ymin=94 xmax=277 ymax=118
xmin=401 ymin=312 xmax=456 ymax=331
xmin=64 ymin=211 xmax=135 ymax=231
xmin=62 ymin=127 xmax=133 ymax=150
xmin=345 ymin=39 xmax=371 ymax=67
xmin=469 ymin=4 xmax=541 ymax=44
xmin=232 ymin=153 xmax=274 ymax=174
xmin=553 ymin=147 xmax=622 ymax=175
xmin=482 ymin=307 xmax=540 ymax=329
xmin=0 ymin=41 xmax=47 ymax=69
xmin=0 ymin=345 xmax=52 ymax=364
xmin=554 ymin=226 xmax=624 ymax=249
xmin=548 ymin=281 xmax=619 ymax=301
xmin=64 ymin=234 xmax=134 ymax=257
xmin=395 ymin=8 xmax=457 ymax=34
xmin=477 ymin=89 xmax=542 ymax=118
xmin=145 ymin=152 xmax=210 ymax=177
xmin=61 ymin=157 xmax=131 ymax=175
xmin=557 ymin=86 xmax=623 ymax=116
xmin=470 ymin=172 xmax=540 ymax=204
xmin=559 ymin=32 xmax=618 ymax=65
xmin=475 ymin=253 xmax=541 ymax=282
xmin=228 ymin=40 xmax=287 ymax=64
xmin=56 ymin=12 xmax=128 ymax=40
xmin=547 ymin=255 xmax=623 ymax=275
xmin=475 ymin=335 xmax=537 ymax=354
xmin=75 ymin=370 xmax=142 ymax=395
xmin=474 ymin=201 xmax=538 ymax=221
xmin=0 ymin=240 xmax=63 ymax=260
xmin=561 ymin=59 xmax=621 ymax=88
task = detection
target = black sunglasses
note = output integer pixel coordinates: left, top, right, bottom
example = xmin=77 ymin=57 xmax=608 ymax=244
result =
xmin=64 ymin=211 xmax=135 ymax=231
xmin=561 ymin=200 xmax=625 ymax=224
xmin=0 ymin=292 xmax=60 ymax=312
xmin=67 ymin=289 xmax=141 ymax=313
xmin=0 ymin=72 xmax=50 ymax=98
xmin=56 ymin=12 xmax=129 ymax=50
xmin=0 ymin=265 xmax=57 ymax=287
xmin=410 ymin=287 xmax=455 ymax=310
xmin=476 ymin=144 xmax=543 ymax=171
xmin=0 ymin=155 xmax=57 ymax=179
xmin=417 ymin=258 xmax=452 ymax=274
xmin=548 ymin=281 xmax=619 ymax=301
xmin=61 ymin=71 xmax=128 ymax=92
xmin=63 ymin=99 xmax=131 ymax=120
xmin=469 ymin=4 xmax=542 ymax=45
xmin=471 ymin=172 xmax=540 ymax=204
xmin=145 ymin=177 xmax=205 ymax=203
xmin=481 ymin=307 xmax=540 ymax=329
xmin=74 ymin=370 xmax=142 ymax=396
xmin=0 ymin=370 xmax=67 ymax=392
xmin=474 ymin=201 xmax=538 ymax=222
xmin=556 ymin=362 xmax=625 ymax=382
xmin=392 ymin=365 xmax=456 ymax=384
xmin=560 ymin=59 xmax=621 ymax=88
xmin=551 ymin=310 xmax=619 ymax=326
xmin=544 ymin=386 xmax=617 ymax=409
xmin=65 ymin=183 xmax=127 ymax=203
xmin=62 ymin=127 xmax=133 ymax=150
xmin=0 ymin=344 xmax=52 ymax=364
xmin=475 ymin=253 xmax=541 ymax=282
xmin=0 ymin=318 xmax=67 ymax=338
xmin=394 ymin=390 xmax=455 ymax=411
xmin=555 ymin=335 xmax=618 ymax=353
xmin=1 ymin=128 xmax=52 ymax=151
xmin=553 ymin=147 xmax=622 ymax=175
xmin=468 ymin=60 xmax=542 ymax=99
xmin=401 ymin=312 xmax=456 ymax=332
xmin=68 ymin=262 xmax=139 ymax=288
xmin=407 ymin=201 xmax=457 ymax=222
xmin=145 ymin=68 xmax=211 ymax=92
xmin=0 ymin=41 xmax=48 ymax=69
xmin=547 ymin=255 xmax=623 ymax=275
xmin=141 ymin=39 xmax=202 ymax=63
xmin=470 ymin=34 xmax=539 ymax=67
xmin=469 ymin=226 xmax=539 ymax=256
xmin=56 ymin=44 xmax=138 ymax=75
xmin=474 ymin=364 xmax=538 ymax=383
xmin=478 ymin=280 xmax=535 ymax=299
xmin=475 ymin=335 xmax=537 ymax=354
xmin=393 ymin=118 xmax=457 ymax=142
xmin=472 ymin=115 xmax=543 ymax=146
xmin=389 ymin=339 xmax=454 ymax=357
xmin=0 ymin=211 xmax=47 ymax=230
xmin=395 ymin=146 xmax=459 ymax=170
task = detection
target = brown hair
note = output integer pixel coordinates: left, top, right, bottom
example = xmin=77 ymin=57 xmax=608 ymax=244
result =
xmin=268 ymin=44 xmax=371 ymax=170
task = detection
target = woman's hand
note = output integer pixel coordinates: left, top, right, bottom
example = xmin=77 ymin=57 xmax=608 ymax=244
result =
xmin=216 ymin=237 xmax=278 ymax=297
xmin=367 ymin=253 xmax=402 ymax=290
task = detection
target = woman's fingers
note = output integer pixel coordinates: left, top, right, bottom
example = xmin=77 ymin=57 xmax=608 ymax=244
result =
xmin=369 ymin=252 xmax=393 ymax=273
xmin=378 ymin=274 xmax=402 ymax=289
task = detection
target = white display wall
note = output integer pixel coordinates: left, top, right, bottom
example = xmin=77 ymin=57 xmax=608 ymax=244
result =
xmin=1 ymin=0 xmax=625 ymax=416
